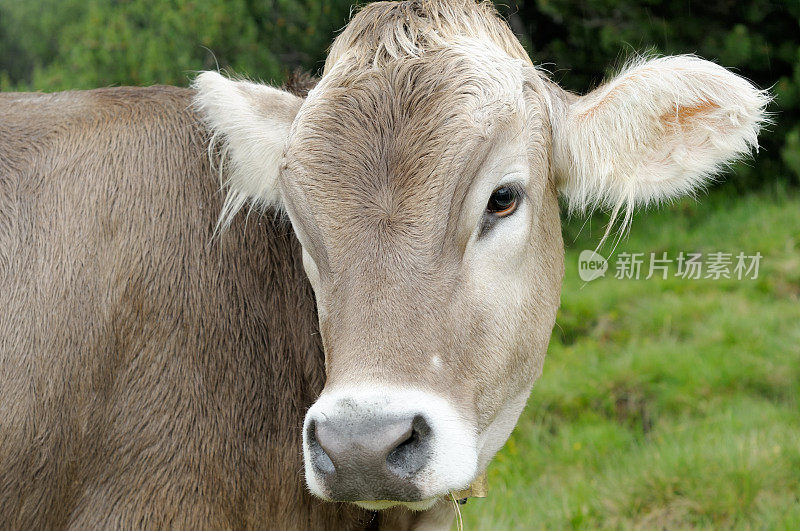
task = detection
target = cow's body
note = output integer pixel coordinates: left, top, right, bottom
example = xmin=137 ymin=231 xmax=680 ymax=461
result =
xmin=0 ymin=86 xmax=411 ymax=529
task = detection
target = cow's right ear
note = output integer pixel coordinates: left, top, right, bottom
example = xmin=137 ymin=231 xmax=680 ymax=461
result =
xmin=193 ymin=71 xmax=304 ymax=229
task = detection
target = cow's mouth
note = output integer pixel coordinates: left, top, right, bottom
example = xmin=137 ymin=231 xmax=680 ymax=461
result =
xmin=353 ymin=498 xmax=439 ymax=511
xmin=352 ymin=472 xmax=488 ymax=511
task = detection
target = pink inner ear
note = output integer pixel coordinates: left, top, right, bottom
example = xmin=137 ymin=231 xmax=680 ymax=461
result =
xmin=660 ymin=100 xmax=720 ymax=127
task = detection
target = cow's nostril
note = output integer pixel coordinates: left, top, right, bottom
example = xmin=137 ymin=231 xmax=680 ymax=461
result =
xmin=386 ymin=415 xmax=431 ymax=478
xmin=307 ymin=419 xmax=335 ymax=475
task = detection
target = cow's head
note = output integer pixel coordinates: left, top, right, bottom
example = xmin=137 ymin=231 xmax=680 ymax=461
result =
xmin=195 ymin=0 xmax=767 ymax=511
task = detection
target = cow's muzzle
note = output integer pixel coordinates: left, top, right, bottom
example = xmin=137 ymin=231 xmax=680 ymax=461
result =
xmin=302 ymin=388 xmax=478 ymax=509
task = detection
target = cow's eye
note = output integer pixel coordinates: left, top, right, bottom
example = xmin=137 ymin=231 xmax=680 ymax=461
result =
xmin=486 ymin=186 xmax=519 ymax=217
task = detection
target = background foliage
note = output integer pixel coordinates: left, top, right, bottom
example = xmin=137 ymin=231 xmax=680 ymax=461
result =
xmin=0 ymin=0 xmax=797 ymax=190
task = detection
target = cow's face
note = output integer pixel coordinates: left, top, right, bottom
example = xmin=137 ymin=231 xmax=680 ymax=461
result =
xmin=194 ymin=1 xmax=767 ymax=512
xmin=281 ymin=45 xmax=563 ymax=509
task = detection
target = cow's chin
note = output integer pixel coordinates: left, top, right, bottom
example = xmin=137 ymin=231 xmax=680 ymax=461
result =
xmin=353 ymin=498 xmax=439 ymax=511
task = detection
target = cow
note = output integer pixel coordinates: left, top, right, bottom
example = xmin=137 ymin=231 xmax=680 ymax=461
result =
xmin=0 ymin=0 xmax=768 ymax=529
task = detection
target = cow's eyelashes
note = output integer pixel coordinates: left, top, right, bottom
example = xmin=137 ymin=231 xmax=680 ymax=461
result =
xmin=486 ymin=185 xmax=522 ymax=218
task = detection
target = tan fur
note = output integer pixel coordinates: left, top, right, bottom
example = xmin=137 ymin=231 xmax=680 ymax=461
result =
xmin=0 ymin=86 xmax=430 ymax=529
xmin=283 ymin=44 xmax=562 ymax=423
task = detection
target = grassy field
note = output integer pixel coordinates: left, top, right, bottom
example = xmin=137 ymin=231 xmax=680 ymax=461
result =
xmin=461 ymin=188 xmax=800 ymax=529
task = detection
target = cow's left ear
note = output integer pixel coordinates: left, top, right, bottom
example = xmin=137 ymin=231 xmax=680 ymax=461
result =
xmin=548 ymin=56 xmax=770 ymax=224
xmin=193 ymin=71 xmax=304 ymax=229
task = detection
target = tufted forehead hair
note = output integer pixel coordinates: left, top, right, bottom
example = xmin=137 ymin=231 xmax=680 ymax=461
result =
xmin=285 ymin=42 xmax=546 ymax=271
xmin=324 ymin=0 xmax=531 ymax=74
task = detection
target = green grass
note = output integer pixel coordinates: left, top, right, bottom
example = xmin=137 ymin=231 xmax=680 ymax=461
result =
xmin=460 ymin=189 xmax=800 ymax=529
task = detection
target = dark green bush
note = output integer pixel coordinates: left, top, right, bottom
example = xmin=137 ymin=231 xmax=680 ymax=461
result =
xmin=0 ymin=0 xmax=354 ymax=89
